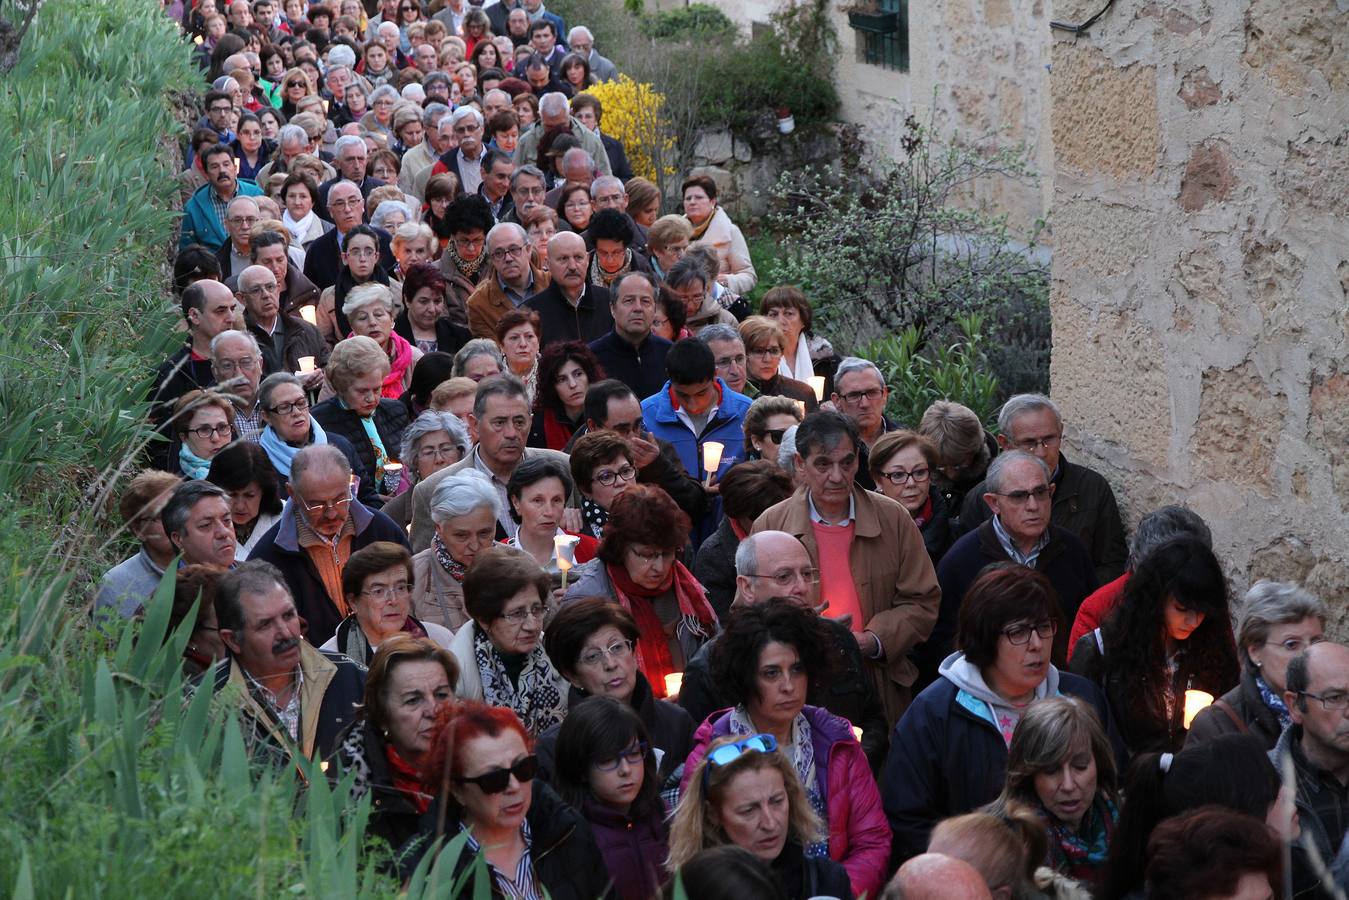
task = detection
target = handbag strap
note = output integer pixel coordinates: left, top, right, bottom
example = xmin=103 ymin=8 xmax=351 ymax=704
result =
xmin=1212 ymin=698 xmax=1249 ymax=734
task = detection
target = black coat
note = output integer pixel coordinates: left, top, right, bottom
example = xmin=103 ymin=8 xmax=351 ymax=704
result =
xmin=148 ymin=345 xmax=216 ymax=469
xmin=246 ymin=311 xmax=329 ymax=375
xmin=393 ymin=308 xmax=471 ymax=357
xmin=1185 ymin=667 xmax=1283 ymax=751
xmin=771 ymin=840 xmax=853 ymax=900
xmin=692 ymin=517 xmax=738 ymax=620
xmin=397 ymin=781 xmax=614 ymax=900
xmin=302 ymin=226 xmax=397 ymax=292
xmin=599 ymin=132 xmax=633 ymax=183
xmin=917 ymin=487 xmax=954 ymax=564
xmin=525 ymin=282 xmax=614 ymax=345
xmin=316 ymin=175 xmax=387 ymax=222
xmin=566 ymin=423 xmax=710 ymax=525
xmin=589 ymin=330 xmax=671 ymax=401
xmin=331 ymin=718 xmax=426 ymax=853
xmin=311 ymin=397 xmax=410 ymax=500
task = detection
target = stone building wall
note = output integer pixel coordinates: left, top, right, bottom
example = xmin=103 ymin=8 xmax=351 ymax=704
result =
xmin=1047 ymin=1 xmax=1349 ymax=628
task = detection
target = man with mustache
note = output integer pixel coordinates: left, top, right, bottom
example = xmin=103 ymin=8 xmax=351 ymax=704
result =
xmin=248 ymin=444 xmax=409 ymax=645
xmin=180 ymin=143 xmax=264 ymax=252
xmin=199 ymin=560 xmax=366 ymax=768
xmin=524 ymin=231 xmax=613 ymax=345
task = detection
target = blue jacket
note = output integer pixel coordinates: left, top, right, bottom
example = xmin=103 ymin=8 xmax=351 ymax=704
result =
xmin=881 ymin=666 xmax=1114 ymax=864
xmin=180 ymin=179 xmax=263 ymax=250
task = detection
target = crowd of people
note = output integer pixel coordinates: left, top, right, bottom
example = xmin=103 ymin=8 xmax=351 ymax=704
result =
xmin=97 ymin=0 xmax=1347 ymax=897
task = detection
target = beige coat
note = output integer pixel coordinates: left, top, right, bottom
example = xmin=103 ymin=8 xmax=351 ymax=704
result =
xmin=689 ymin=206 xmax=757 ymax=295
xmin=410 ymin=547 xmax=469 ymax=632
xmin=753 ymin=487 xmax=941 ymax=724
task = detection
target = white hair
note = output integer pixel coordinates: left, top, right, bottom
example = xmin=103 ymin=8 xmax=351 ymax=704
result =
xmin=278 ymin=123 xmax=308 ymax=148
xmin=422 ymin=102 xmax=450 ymax=126
xmin=590 ymin=175 xmax=624 ymax=198
xmin=370 ymin=200 xmax=413 ymax=231
xmin=834 ymin=356 xmax=885 ymax=388
xmin=430 ymin=469 xmax=502 ymax=524
xmin=450 ymin=106 xmax=483 ymax=128
xmin=334 ymin=134 xmax=366 ymax=156
xmin=376 ymin=20 xmax=399 ymax=37
xmin=400 ymin=411 xmax=471 ymax=477
xmin=210 ymin=329 xmax=262 ymax=358
xmin=567 ymin=25 xmax=593 ymax=44
xmin=401 ymin=83 xmax=426 ymax=104
xmin=984 ymin=450 xmax=1051 ymax=494
xmin=370 ymin=84 xmax=400 ymax=105
xmin=997 ymin=393 xmax=1062 ymax=434
xmin=538 ymin=92 xmax=570 ymax=118
xmin=341 ymin=282 xmax=395 ymax=318
xmin=777 ymin=425 xmax=798 ymax=474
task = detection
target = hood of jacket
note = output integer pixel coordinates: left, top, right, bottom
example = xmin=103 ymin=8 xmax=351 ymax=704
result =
xmin=939 ymin=651 xmax=1059 ymax=729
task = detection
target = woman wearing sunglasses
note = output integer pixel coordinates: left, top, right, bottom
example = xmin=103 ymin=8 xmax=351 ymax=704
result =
xmin=741 ymin=395 xmax=803 ymax=464
xmin=679 ymin=601 xmax=890 ymax=899
xmin=398 ymin=700 xmax=610 ymax=899
xmin=883 ymin=565 xmax=1116 ymax=865
xmin=447 ymin=546 xmax=571 ymax=736
xmin=552 ymin=696 xmax=670 ymax=900
xmin=668 ymin=732 xmax=852 ymax=900
xmin=867 ymin=430 xmax=953 ymax=565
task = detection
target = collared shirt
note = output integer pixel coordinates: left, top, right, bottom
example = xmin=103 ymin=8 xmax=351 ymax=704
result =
xmin=461 ymin=820 xmax=542 ymax=899
xmin=228 ymin=244 xmax=250 ymax=278
xmin=242 ymin=664 xmax=304 ymax=741
xmin=498 ymin=271 xmax=534 ymax=308
xmin=1291 ymin=729 xmax=1349 ymax=853
xmin=457 ymin=149 xmax=484 ymax=195
xmin=562 ymin=282 xmax=587 ymax=309
xmin=472 ymin=447 xmax=516 ymax=537
xmin=807 ymin=490 xmax=856 ymax=526
xmin=209 ymin=186 xmax=233 ymax=227
xmin=234 ymin=400 xmax=264 ymax=443
xmin=991 ymin=514 xmax=1050 ymax=567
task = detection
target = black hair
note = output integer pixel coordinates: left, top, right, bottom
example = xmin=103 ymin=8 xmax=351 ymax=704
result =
xmin=656 ymin=283 xmax=687 ymax=333
xmin=174 ymin=245 xmax=222 ymax=297
xmin=443 ymin=194 xmax=494 ymax=237
xmin=479 ymin=146 xmax=512 ymax=173
xmin=710 ymin=602 xmax=834 ymax=708
xmin=250 ymin=229 xmax=288 ymax=259
xmin=552 ymin=695 xmax=662 ymax=819
xmin=505 ymin=456 xmax=574 ymax=524
xmin=794 ymin=410 xmax=860 ymax=461
xmin=664 ymin=337 xmax=715 ymax=386
xmin=199 ymin=142 xmax=236 ymax=169
xmin=664 ymin=846 xmax=786 ymax=900
xmin=206 ymin=441 xmax=283 ymax=517
xmin=583 ymin=378 xmax=637 ymax=428
xmin=665 ymin=255 xmax=708 ymax=292
xmin=526 ymin=20 xmax=555 ymax=38
xmin=588 ymin=208 xmax=634 ymax=246
xmin=405 ymin=351 xmax=456 ymax=411
xmin=215 ymin=559 xmax=290 ymax=635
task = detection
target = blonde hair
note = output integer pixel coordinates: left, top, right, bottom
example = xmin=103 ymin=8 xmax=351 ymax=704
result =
xmin=326 ymin=335 xmax=390 ymax=394
xmin=430 ymin=376 xmax=478 ymax=410
xmin=738 ymin=315 xmax=786 ymax=353
xmin=919 ymin=400 xmax=987 ymax=465
xmin=666 ymin=736 xmax=822 ymax=873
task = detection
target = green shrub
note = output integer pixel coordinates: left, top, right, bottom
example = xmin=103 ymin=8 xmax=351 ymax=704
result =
xmin=640 ymin=3 xmax=736 ymax=40
xmin=862 ymin=315 xmax=1002 ymax=430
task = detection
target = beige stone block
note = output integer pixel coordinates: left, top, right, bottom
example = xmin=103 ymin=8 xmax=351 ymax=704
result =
xmin=1190 ymin=361 xmax=1285 ymax=494
xmin=1177 ymin=141 xmax=1237 ymax=212
xmin=1307 ymin=557 xmax=1349 ymax=640
xmin=1309 ymin=370 xmax=1349 ymax=511
xmin=1279 ymin=137 xmax=1349 ymax=217
xmin=1175 ymin=245 xmax=1242 ymax=334
xmin=1242 ymin=237 xmax=1306 ymax=337
xmin=1242 ymin=0 xmax=1349 ymax=95
xmin=1247 ymin=534 xmax=1317 ymax=584
xmin=985 ymin=0 xmax=1013 ymax=27
xmin=998 ymin=77 xmax=1026 ymax=141
xmin=1051 ymin=45 xmax=1160 ymax=179
xmin=1054 ymin=198 xmax=1153 ymax=279
xmin=1177 ymin=67 xmax=1222 ymax=108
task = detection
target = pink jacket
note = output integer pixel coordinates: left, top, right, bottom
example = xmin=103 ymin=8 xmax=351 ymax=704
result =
xmin=682 ymin=705 xmax=891 ymax=898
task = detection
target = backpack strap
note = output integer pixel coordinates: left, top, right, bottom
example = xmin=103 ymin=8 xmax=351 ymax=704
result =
xmin=1212 ymin=697 xmax=1249 ymax=734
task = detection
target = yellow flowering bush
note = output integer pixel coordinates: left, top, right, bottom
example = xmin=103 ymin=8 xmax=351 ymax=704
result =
xmin=584 ymin=75 xmax=677 ymax=182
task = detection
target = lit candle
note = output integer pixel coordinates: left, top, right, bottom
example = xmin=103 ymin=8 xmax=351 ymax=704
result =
xmin=664 ymin=673 xmax=682 ymax=698
xmin=808 ymin=376 xmax=826 ymax=401
xmin=702 ymin=441 xmax=724 ymax=486
xmin=322 ymin=98 xmax=330 ymax=114
xmin=319 ymin=761 xmax=329 ymax=773
xmin=299 ymin=305 xmax=318 ymax=326
xmin=233 ymin=156 xmax=241 ymax=175
xmin=852 ymin=726 xmax=863 ymax=742
xmin=193 ymin=34 xmax=204 ymax=45
xmin=1182 ymin=689 xmax=1214 ymax=729
xmin=382 ymin=462 xmax=403 ymax=493
xmin=554 ymin=534 xmax=579 ymax=590
xmin=298 ymin=355 xmax=316 ymax=373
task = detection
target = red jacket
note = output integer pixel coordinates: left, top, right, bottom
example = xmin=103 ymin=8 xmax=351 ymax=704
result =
xmin=1068 ymin=573 xmax=1130 ymax=659
xmin=681 ymin=705 xmax=891 ymax=898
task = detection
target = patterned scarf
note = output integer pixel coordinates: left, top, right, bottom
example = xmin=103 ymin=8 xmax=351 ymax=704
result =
xmin=1037 ymin=794 xmax=1118 ymax=883
xmin=605 ymin=560 xmax=717 ymax=699
xmin=727 ymin=707 xmax=828 ymax=858
xmin=432 ymin=532 xmax=467 ymax=582
xmin=444 ymin=242 xmax=486 ymax=282
xmin=588 ymin=249 xmax=633 ymax=288
xmin=471 ymin=623 xmax=567 ymax=735
xmin=179 ymin=443 xmax=214 ymax=480
xmin=1256 ymin=673 xmax=1293 ymax=729
xmin=580 ymin=496 xmax=608 ymax=538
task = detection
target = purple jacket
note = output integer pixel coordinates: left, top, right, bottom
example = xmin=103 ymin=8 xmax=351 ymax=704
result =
xmin=682 ymin=705 xmax=891 ymax=898
xmin=584 ymin=799 xmax=668 ymax=900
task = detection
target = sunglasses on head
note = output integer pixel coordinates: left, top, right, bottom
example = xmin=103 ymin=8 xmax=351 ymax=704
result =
xmin=703 ymin=733 xmax=778 ymax=788
xmin=455 ymin=754 xmax=539 ymax=794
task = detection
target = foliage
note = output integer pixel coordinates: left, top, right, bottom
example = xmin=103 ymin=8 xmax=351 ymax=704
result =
xmin=583 ymin=75 xmax=676 ymax=182
xmin=639 ymin=3 xmax=735 ymax=40
xmin=763 ymin=113 xmax=1050 ymax=397
xmin=863 ymin=315 xmax=1002 ymax=430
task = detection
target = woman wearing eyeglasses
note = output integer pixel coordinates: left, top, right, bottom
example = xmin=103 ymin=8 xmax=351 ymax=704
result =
xmin=738 ymin=317 xmax=817 ymax=412
xmin=868 ymin=430 xmax=953 ymax=565
xmin=538 ymin=599 xmax=694 ymax=787
xmin=884 ymin=565 xmax=1116 ymax=865
xmin=318 ymin=542 xmax=454 ymax=664
xmin=568 ymin=431 xmax=638 ymax=540
xmin=668 ymin=733 xmax=852 ymax=900
xmin=256 ymin=373 xmax=377 ymax=507
xmin=378 ymin=408 xmax=469 ymax=532
xmin=680 ymin=601 xmax=890 ymax=899
xmin=551 ymin=696 xmax=670 ymax=900
xmin=1069 ymin=536 xmax=1238 ymax=755
xmin=505 ymin=457 xmax=599 ymax=570
xmin=172 ymin=390 xmax=238 ymax=479
xmin=562 ymin=485 xmax=718 ymax=700
xmin=448 ymin=546 xmax=571 ymax=736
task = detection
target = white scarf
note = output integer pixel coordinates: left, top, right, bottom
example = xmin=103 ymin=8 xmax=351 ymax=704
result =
xmin=283 ymin=209 xmax=316 ymax=245
xmin=779 ymin=331 xmax=815 ymax=382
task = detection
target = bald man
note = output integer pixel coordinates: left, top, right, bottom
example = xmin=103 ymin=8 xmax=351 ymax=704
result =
xmin=882 ymin=853 xmax=992 ymax=900
xmin=524 ymin=232 xmax=613 ymax=344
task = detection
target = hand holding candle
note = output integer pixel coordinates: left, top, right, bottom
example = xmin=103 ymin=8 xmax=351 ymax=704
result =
xmin=298 ymin=355 xmax=316 ymax=373
xmin=299 ymin=306 xmax=318 ymax=326
xmin=553 ymin=534 xmax=579 ymax=590
xmin=702 ymin=441 xmax=724 ymax=487
xmin=808 ymin=376 xmax=826 ymax=401
xmin=1182 ymin=689 xmax=1214 ymax=729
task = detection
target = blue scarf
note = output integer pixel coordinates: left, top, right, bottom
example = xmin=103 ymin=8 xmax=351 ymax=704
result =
xmin=179 ymin=443 xmax=213 ymax=480
xmin=259 ymin=416 xmax=328 ymax=478
xmin=338 ymin=397 xmax=391 ymax=487
xmin=1257 ymin=674 xmax=1292 ymax=729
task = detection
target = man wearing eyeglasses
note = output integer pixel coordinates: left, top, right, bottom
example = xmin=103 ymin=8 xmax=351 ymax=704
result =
xmin=1274 ymin=641 xmax=1349 ymax=894
xmin=959 ymin=393 xmax=1127 ymax=584
xmin=236 ymin=263 xmax=326 ymax=384
xmin=248 ymin=444 xmax=410 ymax=645
xmin=193 ymin=560 xmax=366 ymax=770
xmin=302 ymin=180 xmax=396 ymax=292
xmin=917 ymin=450 xmax=1096 ymax=686
xmin=214 ymin=196 xmax=261 ymax=279
xmin=467 ymin=222 xmax=551 ymax=340
xmin=210 ymin=329 xmax=268 ymax=442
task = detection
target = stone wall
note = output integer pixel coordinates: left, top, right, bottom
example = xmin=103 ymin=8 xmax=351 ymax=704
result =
xmin=682 ymin=119 xmax=843 ymax=220
xmin=1048 ymin=1 xmax=1349 ymax=629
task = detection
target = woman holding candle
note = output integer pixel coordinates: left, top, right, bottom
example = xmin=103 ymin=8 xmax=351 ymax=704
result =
xmin=867 ymin=430 xmax=953 ymax=565
xmin=738 ymin=316 xmax=817 ymax=411
xmin=526 ymin=341 xmax=604 ymax=451
xmin=758 ymin=286 xmax=840 ymax=396
xmin=504 ymin=457 xmax=598 ymax=568
xmin=312 ymin=336 xmax=410 ymax=506
xmin=410 ymin=469 xmax=499 ymax=632
xmin=680 ymin=601 xmax=891 ymax=900
xmin=1069 ymin=536 xmax=1238 ymax=755
xmin=562 ymin=485 xmax=718 ymax=696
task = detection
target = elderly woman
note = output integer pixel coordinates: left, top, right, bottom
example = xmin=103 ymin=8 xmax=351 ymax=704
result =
xmin=369 ymin=198 xmax=411 ymax=234
xmin=411 ymin=469 xmax=499 ymax=631
xmin=447 ymin=546 xmax=571 ymax=735
xmin=393 ymin=261 xmax=471 ymax=356
xmin=337 ymin=80 xmax=370 ymax=130
xmin=255 ymin=373 xmax=375 ymax=506
xmin=334 ymin=634 xmax=459 ymax=850
xmin=739 ymin=316 xmax=817 ymax=410
xmin=526 ymin=341 xmax=604 ymax=451
xmin=430 ymin=376 xmax=478 ymax=421
xmin=669 ymin=733 xmax=852 ymax=900
xmin=868 ymin=430 xmax=953 ymax=564
xmin=312 ymin=336 xmax=411 ymax=503
xmin=985 ymin=696 xmax=1120 ymax=888
xmin=340 ymin=283 xmax=422 ymax=399
xmin=759 ymin=286 xmax=840 ymax=394
xmin=172 ymin=390 xmax=237 ymax=479
xmin=681 ymin=174 xmax=756 ymax=295
xmin=884 ymin=565 xmax=1114 ymax=862
xmin=316 ymin=224 xmax=402 ymax=348
xmin=390 ymin=221 xmax=436 ymax=280
xmin=378 ymin=408 xmax=470 ymax=532
xmin=504 ymin=457 xmax=599 ymax=568
xmin=320 ymin=541 xmax=455 ymax=664
xmin=682 ymin=602 xmax=891 ymax=899
xmin=539 ymin=599 xmax=694 ymax=787
xmin=495 ymin=307 xmax=541 ymax=401
xmin=646 ymin=214 xmax=690 ymax=281
xmin=451 ymin=337 xmax=506 ymax=382
xmin=918 ymin=399 xmax=996 ymax=523
xmin=391 ymin=105 xmax=425 ymax=158
xmin=692 ymin=461 xmax=794 ymax=619
xmin=281 ymin=173 xmax=330 ymax=247
xmin=206 ymin=441 xmax=283 ymax=560
xmin=742 ymin=395 xmax=803 ymax=464
xmin=1186 ymin=580 xmax=1327 ymax=750
xmin=667 ymin=256 xmax=735 ymax=336
xmin=361 ymin=85 xmax=401 ymax=142
xmin=568 ymin=431 xmax=636 ymax=540
xmin=563 ymin=485 xmax=718 ymax=698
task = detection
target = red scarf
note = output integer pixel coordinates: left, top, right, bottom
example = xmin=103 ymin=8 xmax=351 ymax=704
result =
xmin=605 ymin=560 xmax=717 ymax=699
xmin=383 ymin=331 xmax=415 ymax=399
xmin=541 ymin=407 xmax=576 ymax=451
xmin=913 ymin=496 xmax=934 ymax=528
xmin=385 ymin=744 xmax=434 ymax=814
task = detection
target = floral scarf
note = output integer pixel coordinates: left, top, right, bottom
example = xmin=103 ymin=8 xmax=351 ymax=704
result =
xmin=1037 ymin=794 xmax=1118 ymax=884
xmin=432 ymin=532 xmax=467 ymax=582
xmin=727 ymin=706 xmax=828 ymax=858
xmin=471 ymin=623 xmax=567 ymax=735
xmin=588 ymin=249 xmax=633 ymax=289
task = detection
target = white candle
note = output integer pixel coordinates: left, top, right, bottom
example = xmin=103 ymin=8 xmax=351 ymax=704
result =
xmin=852 ymin=726 xmax=863 ymax=742
xmin=554 ymin=534 xmax=578 ymax=589
xmin=1183 ymin=689 xmax=1214 ymax=729
xmin=664 ymin=673 xmax=683 ymax=698
xmin=702 ymin=441 xmax=724 ymax=486
xmin=808 ymin=376 xmax=826 ymax=401
xmin=193 ymin=34 xmax=204 ymax=45
xmin=298 ymin=355 xmax=316 ymax=373
xmin=299 ymin=306 xmax=318 ymax=326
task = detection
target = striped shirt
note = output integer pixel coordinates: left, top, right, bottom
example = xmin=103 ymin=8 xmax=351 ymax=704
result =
xmin=461 ymin=820 xmax=542 ymax=900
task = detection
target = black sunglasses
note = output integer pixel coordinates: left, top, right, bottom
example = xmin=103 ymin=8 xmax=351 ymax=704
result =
xmin=455 ymin=754 xmax=539 ymax=794
xmin=762 ymin=428 xmax=788 ymax=443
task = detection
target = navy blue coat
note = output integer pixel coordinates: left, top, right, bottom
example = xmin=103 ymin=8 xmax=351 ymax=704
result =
xmin=588 ymin=330 xmax=671 ymax=401
xmin=882 ymin=669 xmax=1114 ymax=864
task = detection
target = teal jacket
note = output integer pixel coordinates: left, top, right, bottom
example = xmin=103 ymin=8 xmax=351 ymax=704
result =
xmin=179 ymin=179 xmax=262 ymax=250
